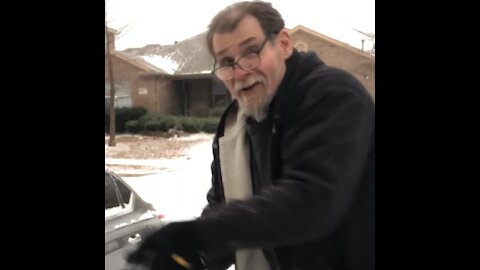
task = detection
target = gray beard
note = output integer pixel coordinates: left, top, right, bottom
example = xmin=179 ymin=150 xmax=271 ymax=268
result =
xmin=239 ymin=102 xmax=269 ymax=122
xmin=239 ymin=98 xmax=272 ymax=122
xmin=235 ymin=82 xmax=276 ymax=122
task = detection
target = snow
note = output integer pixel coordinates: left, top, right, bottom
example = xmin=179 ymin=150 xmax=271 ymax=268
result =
xmin=106 ymin=133 xmax=234 ymax=270
xmin=109 ymin=134 xmax=214 ymax=222
xmin=141 ymin=55 xmax=180 ymax=74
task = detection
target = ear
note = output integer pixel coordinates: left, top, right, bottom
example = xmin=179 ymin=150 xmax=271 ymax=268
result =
xmin=276 ymin=29 xmax=293 ymax=59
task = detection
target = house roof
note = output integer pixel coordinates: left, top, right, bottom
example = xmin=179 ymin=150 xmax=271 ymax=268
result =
xmin=124 ymin=25 xmax=374 ymax=76
xmin=111 ymin=51 xmax=168 ymax=73
xmin=288 ymin=25 xmax=374 ymax=60
xmin=139 ymin=32 xmax=214 ymax=76
xmin=123 ymin=44 xmax=168 ymax=55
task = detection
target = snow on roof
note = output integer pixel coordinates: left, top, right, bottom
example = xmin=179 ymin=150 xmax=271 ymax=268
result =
xmin=141 ymin=55 xmax=180 ymax=75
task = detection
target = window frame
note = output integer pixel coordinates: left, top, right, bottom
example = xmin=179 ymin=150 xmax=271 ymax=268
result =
xmin=105 ymin=172 xmax=135 ymax=220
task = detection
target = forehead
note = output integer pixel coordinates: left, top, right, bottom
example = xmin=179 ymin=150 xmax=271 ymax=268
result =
xmin=212 ymin=14 xmax=265 ymax=57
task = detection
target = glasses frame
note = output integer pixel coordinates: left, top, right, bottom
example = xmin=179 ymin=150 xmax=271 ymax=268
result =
xmin=211 ymin=35 xmax=272 ymax=81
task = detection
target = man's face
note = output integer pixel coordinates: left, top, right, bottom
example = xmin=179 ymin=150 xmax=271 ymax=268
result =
xmin=212 ymin=14 xmax=292 ymax=120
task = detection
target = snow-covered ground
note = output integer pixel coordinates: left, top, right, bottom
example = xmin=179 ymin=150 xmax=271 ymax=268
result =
xmin=106 ymin=134 xmax=215 ymax=222
xmin=106 ymin=133 xmax=235 ymax=270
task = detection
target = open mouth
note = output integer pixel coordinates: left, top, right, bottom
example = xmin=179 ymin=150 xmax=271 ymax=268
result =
xmin=241 ymin=82 xmax=260 ymax=92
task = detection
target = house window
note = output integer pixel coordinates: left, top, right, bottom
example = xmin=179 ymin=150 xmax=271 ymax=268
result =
xmin=294 ymin=41 xmax=308 ymax=52
xmin=212 ymin=80 xmax=231 ymax=107
xmin=138 ymin=88 xmax=148 ymax=95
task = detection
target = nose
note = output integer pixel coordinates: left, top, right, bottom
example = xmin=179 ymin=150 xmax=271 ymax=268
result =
xmin=233 ymin=65 xmax=250 ymax=80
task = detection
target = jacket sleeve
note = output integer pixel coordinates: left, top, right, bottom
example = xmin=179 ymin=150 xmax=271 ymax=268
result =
xmin=195 ymin=70 xmax=375 ymax=251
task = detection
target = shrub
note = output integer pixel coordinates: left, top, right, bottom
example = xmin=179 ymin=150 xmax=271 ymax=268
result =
xmin=136 ymin=113 xmax=181 ymax=132
xmin=176 ymin=117 xmax=219 ymax=133
xmin=209 ymin=105 xmax=227 ymax=118
xmin=108 ymin=111 xmax=220 ymax=134
xmin=161 ymin=115 xmax=181 ymax=131
xmin=105 ymin=106 xmax=148 ymax=133
xmin=180 ymin=117 xmax=202 ymax=133
xmin=125 ymin=120 xmax=142 ymax=134
xmin=144 ymin=120 xmax=163 ymax=131
xmin=200 ymin=117 xmax=220 ymax=133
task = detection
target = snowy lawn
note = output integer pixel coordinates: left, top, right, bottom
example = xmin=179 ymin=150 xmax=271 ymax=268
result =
xmin=106 ymin=133 xmax=214 ymax=222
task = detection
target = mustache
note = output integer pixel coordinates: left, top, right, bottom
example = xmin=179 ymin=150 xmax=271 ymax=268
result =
xmin=234 ymin=75 xmax=266 ymax=92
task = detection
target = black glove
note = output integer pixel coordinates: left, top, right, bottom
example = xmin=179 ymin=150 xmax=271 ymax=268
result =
xmin=127 ymin=221 xmax=205 ymax=270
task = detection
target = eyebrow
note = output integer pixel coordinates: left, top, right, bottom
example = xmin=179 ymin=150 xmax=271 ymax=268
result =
xmin=215 ymin=36 xmax=259 ymax=60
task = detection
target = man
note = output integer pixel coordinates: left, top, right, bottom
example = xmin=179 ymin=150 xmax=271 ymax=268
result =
xmin=128 ymin=1 xmax=375 ymax=270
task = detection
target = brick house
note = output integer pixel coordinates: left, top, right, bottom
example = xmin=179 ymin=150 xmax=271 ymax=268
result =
xmin=107 ymin=25 xmax=375 ymax=116
xmin=289 ymin=25 xmax=375 ymax=100
xmin=105 ymin=27 xmax=166 ymax=109
xmin=130 ymin=32 xmax=231 ymax=117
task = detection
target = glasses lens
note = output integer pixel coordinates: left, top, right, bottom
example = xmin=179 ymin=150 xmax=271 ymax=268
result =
xmin=212 ymin=45 xmax=263 ymax=81
xmin=238 ymin=53 xmax=259 ymax=71
xmin=214 ymin=67 xmax=233 ymax=81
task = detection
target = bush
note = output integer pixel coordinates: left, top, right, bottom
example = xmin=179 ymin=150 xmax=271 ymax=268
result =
xmin=105 ymin=106 xmax=148 ymax=133
xmin=138 ymin=112 xmax=163 ymax=124
xmin=200 ymin=117 xmax=220 ymax=133
xmin=144 ymin=120 xmax=163 ymax=131
xmin=176 ymin=117 xmax=219 ymax=133
xmin=136 ymin=113 xmax=181 ymax=132
xmin=162 ymin=115 xmax=181 ymax=131
xmin=125 ymin=120 xmax=142 ymax=134
xmin=108 ymin=111 xmax=220 ymax=134
xmin=180 ymin=117 xmax=202 ymax=133
xmin=209 ymin=105 xmax=227 ymax=118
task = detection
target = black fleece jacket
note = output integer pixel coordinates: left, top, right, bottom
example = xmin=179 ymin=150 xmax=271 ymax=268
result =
xmin=197 ymin=49 xmax=375 ymax=270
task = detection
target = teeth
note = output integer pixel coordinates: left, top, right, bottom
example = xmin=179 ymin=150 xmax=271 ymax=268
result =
xmin=235 ymin=76 xmax=262 ymax=91
xmin=243 ymin=83 xmax=255 ymax=89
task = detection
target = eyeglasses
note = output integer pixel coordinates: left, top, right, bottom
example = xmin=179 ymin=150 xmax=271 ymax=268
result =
xmin=211 ymin=36 xmax=271 ymax=81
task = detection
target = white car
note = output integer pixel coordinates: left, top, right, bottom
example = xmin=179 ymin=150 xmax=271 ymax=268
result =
xmin=105 ymin=167 xmax=164 ymax=270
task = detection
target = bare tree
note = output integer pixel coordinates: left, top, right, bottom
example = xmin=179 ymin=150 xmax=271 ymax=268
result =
xmin=105 ymin=23 xmax=116 ymax=147
xmin=106 ymin=0 xmax=131 ymax=147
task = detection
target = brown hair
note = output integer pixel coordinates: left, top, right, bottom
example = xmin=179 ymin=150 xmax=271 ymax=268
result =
xmin=206 ymin=1 xmax=285 ymax=56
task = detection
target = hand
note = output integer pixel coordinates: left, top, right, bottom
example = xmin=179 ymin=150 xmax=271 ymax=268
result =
xmin=127 ymin=221 xmax=205 ymax=270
